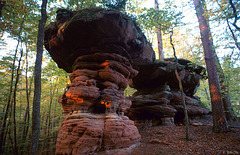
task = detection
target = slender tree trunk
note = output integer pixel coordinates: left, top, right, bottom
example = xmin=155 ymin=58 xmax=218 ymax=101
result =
xmin=32 ymin=0 xmax=48 ymax=154
xmin=12 ymin=49 xmax=23 ymax=155
xmin=7 ymin=122 xmax=14 ymax=154
xmin=22 ymin=44 xmax=30 ymax=146
xmin=154 ymin=0 xmax=164 ymax=60
xmin=52 ymin=99 xmax=57 ymax=136
xmin=202 ymin=0 xmax=235 ymax=121
xmin=193 ymin=0 xmax=229 ymax=133
xmin=204 ymin=88 xmax=210 ymax=100
xmin=170 ymin=30 xmax=190 ymax=141
xmin=44 ymin=115 xmax=49 ymax=136
xmin=4 ymin=98 xmax=14 ymax=154
xmin=48 ymin=85 xmax=56 ymax=137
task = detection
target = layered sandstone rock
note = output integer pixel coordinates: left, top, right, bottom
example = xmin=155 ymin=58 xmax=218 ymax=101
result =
xmin=58 ymin=53 xmax=137 ymax=114
xmin=44 ymin=8 xmax=144 ymax=155
xmin=54 ymin=53 xmax=141 ymax=154
xmin=56 ymin=112 xmax=140 ymax=155
xmin=127 ymin=59 xmax=209 ymax=127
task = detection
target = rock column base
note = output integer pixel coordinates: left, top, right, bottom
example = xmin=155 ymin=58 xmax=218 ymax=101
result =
xmin=56 ymin=112 xmax=141 ymax=155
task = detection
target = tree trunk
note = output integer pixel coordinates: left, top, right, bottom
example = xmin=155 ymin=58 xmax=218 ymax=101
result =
xmin=193 ymin=0 xmax=229 ymax=133
xmin=48 ymin=84 xmax=56 ymax=137
xmin=202 ymin=0 xmax=235 ymax=121
xmin=22 ymin=44 xmax=30 ymax=143
xmin=32 ymin=0 xmax=48 ymax=154
xmin=170 ymin=30 xmax=190 ymax=141
xmin=12 ymin=49 xmax=23 ymax=155
xmin=154 ymin=0 xmax=164 ymax=60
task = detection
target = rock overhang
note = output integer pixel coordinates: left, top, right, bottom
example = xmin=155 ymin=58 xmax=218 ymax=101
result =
xmin=44 ymin=8 xmax=155 ymax=73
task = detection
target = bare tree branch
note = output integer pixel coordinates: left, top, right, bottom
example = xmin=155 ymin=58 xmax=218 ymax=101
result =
xmin=216 ymin=0 xmax=240 ymax=51
xmin=229 ymin=0 xmax=240 ymax=31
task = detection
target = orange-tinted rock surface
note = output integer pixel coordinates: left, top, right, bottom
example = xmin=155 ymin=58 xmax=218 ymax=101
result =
xmin=54 ymin=53 xmax=141 ymax=154
xmin=59 ymin=53 xmax=137 ymax=114
xmin=44 ymin=8 xmax=145 ymax=154
xmin=55 ymin=112 xmax=140 ymax=155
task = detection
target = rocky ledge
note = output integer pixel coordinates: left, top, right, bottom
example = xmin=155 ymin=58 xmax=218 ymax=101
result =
xmin=127 ymin=59 xmax=209 ymax=127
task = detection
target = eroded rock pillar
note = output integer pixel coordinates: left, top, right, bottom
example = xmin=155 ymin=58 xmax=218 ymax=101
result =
xmin=44 ymin=8 xmax=156 ymax=154
xmin=56 ymin=53 xmax=141 ymax=154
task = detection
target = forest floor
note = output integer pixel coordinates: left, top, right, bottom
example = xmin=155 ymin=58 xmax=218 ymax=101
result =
xmin=130 ymin=121 xmax=240 ymax=155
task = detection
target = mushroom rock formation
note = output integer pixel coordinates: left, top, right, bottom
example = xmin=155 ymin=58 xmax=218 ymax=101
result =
xmin=44 ymin=8 xmax=151 ymax=154
xmin=127 ymin=59 xmax=209 ymax=127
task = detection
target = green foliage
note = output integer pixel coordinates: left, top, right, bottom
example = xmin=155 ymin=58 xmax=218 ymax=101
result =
xmin=222 ymin=55 xmax=240 ymax=117
xmin=156 ymin=131 xmax=164 ymax=135
xmin=204 ymin=0 xmax=240 ymax=53
xmin=59 ymin=0 xmax=103 ymax=10
xmin=0 ymin=55 xmax=14 ymax=114
xmin=101 ymin=0 xmax=127 ymax=11
xmin=0 ymin=54 xmax=68 ymax=154
xmin=136 ymin=3 xmax=184 ymax=35
xmin=1 ymin=0 xmax=39 ymax=43
xmin=195 ymin=80 xmax=211 ymax=110
xmin=124 ymin=86 xmax=136 ymax=96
